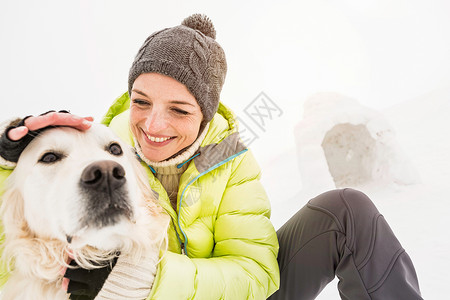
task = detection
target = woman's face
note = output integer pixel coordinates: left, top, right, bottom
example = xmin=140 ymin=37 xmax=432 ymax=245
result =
xmin=130 ymin=73 xmax=203 ymax=162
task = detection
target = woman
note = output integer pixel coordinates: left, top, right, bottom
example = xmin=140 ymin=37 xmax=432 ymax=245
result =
xmin=0 ymin=14 xmax=422 ymax=299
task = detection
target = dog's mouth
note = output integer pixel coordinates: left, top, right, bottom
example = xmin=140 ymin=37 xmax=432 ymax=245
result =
xmin=64 ymin=198 xmax=136 ymax=249
xmin=80 ymin=193 xmax=135 ymax=228
xmin=66 ymin=234 xmax=74 ymax=243
xmin=64 ymin=216 xmax=135 ymax=250
xmin=64 ymin=197 xmax=135 ymax=243
xmin=65 ymin=227 xmax=88 ymax=245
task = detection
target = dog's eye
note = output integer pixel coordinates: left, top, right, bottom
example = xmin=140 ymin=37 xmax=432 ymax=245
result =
xmin=108 ymin=143 xmax=123 ymax=156
xmin=39 ymin=152 xmax=62 ymax=164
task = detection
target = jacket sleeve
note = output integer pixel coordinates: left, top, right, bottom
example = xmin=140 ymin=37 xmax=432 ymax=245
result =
xmin=147 ymin=150 xmax=280 ymax=300
xmin=0 ymin=167 xmax=13 ymax=288
xmin=0 ymin=120 xmax=15 ymax=288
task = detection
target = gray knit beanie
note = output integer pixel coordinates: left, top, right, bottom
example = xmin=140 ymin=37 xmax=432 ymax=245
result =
xmin=128 ymin=14 xmax=227 ymax=123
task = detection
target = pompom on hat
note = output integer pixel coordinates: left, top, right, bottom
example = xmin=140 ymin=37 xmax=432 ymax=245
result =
xmin=128 ymin=14 xmax=227 ymax=123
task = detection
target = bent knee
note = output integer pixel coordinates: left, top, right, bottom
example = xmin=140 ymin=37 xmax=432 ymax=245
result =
xmin=307 ymin=188 xmax=382 ymax=246
xmin=308 ymin=188 xmax=379 ymax=218
xmin=307 ymin=189 xmax=403 ymax=269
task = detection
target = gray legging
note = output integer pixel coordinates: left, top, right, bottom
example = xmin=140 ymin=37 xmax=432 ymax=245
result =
xmin=268 ymin=188 xmax=423 ymax=300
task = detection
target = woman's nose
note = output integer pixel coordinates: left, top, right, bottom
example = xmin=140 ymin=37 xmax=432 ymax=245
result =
xmin=144 ymin=110 xmax=169 ymax=132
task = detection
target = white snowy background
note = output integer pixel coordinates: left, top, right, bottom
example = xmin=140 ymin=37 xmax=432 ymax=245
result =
xmin=1 ymin=0 xmax=449 ymax=298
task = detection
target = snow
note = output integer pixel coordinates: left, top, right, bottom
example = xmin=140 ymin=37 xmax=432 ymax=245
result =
xmin=260 ymin=88 xmax=450 ymax=299
xmin=1 ymin=1 xmax=450 ymax=298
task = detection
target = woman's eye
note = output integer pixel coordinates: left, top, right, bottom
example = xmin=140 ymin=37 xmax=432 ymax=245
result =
xmin=39 ymin=152 xmax=62 ymax=164
xmin=172 ymin=108 xmax=189 ymax=115
xmin=108 ymin=143 xmax=123 ymax=156
xmin=132 ymin=99 xmax=150 ymax=106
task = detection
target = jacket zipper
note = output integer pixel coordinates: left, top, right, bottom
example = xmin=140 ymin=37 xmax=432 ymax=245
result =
xmin=177 ymin=148 xmax=248 ymax=256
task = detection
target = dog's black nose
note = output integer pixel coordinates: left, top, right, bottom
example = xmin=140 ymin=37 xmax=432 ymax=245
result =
xmin=80 ymin=160 xmax=126 ymax=190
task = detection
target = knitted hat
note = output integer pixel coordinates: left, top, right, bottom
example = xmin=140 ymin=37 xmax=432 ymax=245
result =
xmin=128 ymin=14 xmax=227 ymax=123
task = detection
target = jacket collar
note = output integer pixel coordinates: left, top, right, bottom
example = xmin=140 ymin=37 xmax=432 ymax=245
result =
xmin=193 ymin=103 xmax=247 ymax=173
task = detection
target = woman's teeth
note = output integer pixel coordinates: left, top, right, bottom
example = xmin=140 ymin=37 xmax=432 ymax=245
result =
xmin=146 ymin=134 xmax=172 ymax=143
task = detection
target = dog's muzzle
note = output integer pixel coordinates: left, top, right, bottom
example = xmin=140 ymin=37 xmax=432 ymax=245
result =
xmin=79 ymin=160 xmax=133 ymax=228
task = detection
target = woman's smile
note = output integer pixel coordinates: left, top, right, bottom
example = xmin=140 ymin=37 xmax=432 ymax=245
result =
xmin=142 ymin=129 xmax=176 ymax=146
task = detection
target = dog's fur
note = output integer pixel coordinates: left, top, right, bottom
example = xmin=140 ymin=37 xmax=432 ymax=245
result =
xmin=0 ymin=124 xmax=169 ymax=299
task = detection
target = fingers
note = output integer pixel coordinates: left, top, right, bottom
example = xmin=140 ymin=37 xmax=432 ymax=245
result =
xmin=7 ymin=113 xmax=94 ymax=141
xmin=7 ymin=126 xmax=29 ymax=141
xmin=24 ymin=112 xmax=93 ymax=131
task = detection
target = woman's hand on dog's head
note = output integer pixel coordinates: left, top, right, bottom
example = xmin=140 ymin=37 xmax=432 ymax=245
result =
xmin=7 ymin=112 xmax=93 ymax=141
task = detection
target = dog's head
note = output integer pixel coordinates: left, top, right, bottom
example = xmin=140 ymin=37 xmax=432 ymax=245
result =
xmin=1 ymin=124 xmax=166 ymax=254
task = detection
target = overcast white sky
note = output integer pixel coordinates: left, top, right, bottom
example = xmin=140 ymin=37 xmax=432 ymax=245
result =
xmin=1 ymin=0 xmax=450 ymax=162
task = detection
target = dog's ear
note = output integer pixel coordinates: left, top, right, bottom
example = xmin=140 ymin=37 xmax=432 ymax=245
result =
xmin=0 ymin=185 xmax=31 ymax=272
xmin=129 ymin=156 xmax=170 ymax=249
xmin=0 ymin=186 xmax=30 ymax=241
xmin=130 ymin=155 xmax=161 ymax=214
xmin=1 ymin=184 xmax=67 ymax=279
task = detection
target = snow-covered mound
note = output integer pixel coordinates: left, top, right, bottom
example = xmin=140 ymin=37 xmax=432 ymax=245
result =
xmin=294 ymin=93 xmax=419 ymax=190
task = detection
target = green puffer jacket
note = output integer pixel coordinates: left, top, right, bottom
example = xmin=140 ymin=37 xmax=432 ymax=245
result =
xmin=0 ymin=92 xmax=280 ymax=299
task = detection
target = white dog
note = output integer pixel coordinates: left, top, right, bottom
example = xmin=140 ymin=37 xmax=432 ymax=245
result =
xmin=0 ymin=124 xmax=169 ymax=299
